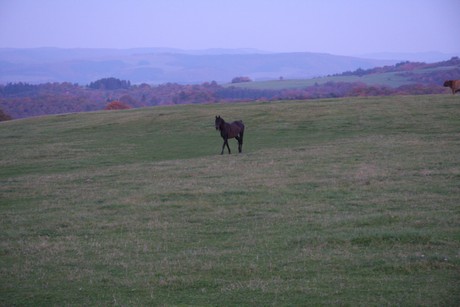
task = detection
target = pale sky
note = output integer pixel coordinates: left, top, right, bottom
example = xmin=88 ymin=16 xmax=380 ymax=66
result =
xmin=0 ymin=0 xmax=459 ymax=55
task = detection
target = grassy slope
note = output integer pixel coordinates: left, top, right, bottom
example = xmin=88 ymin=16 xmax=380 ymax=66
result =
xmin=226 ymin=72 xmax=410 ymax=90
xmin=1 ymin=95 xmax=459 ymax=305
xmin=226 ymin=65 xmax=458 ymax=90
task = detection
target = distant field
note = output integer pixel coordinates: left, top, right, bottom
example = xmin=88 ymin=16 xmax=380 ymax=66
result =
xmin=225 ymin=72 xmax=412 ymax=90
xmin=1 ymin=95 xmax=459 ymax=305
xmin=226 ymin=64 xmax=458 ymax=90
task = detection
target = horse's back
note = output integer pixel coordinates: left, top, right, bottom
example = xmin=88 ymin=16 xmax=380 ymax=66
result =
xmin=233 ymin=120 xmax=244 ymax=129
xmin=226 ymin=120 xmax=244 ymax=138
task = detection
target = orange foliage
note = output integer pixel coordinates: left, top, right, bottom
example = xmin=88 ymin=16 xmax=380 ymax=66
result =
xmin=0 ymin=108 xmax=12 ymax=121
xmin=104 ymin=101 xmax=132 ymax=110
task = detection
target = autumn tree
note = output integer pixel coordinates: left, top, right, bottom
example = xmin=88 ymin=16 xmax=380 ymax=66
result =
xmin=0 ymin=108 xmax=12 ymax=121
xmin=88 ymin=78 xmax=131 ymax=90
xmin=231 ymin=76 xmax=252 ymax=83
xmin=104 ymin=101 xmax=131 ymax=110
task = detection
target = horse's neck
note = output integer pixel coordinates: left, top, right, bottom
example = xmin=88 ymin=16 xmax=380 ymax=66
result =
xmin=219 ymin=121 xmax=227 ymax=130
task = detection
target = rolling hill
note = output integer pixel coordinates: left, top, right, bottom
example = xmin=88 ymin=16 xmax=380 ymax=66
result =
xmin=0 ymin=47 xmax=399 ymax=84
xmin=1 ymin=95 xmax=459 ymax=305
xmin=1 ymin=54 xmax=458 ymax=120
xmin=226 ymin=57 xmax=460 ymax=90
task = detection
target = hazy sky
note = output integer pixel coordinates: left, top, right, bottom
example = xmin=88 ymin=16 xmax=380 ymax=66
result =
xmin=1 ymin=0 xmax=459 ymax=55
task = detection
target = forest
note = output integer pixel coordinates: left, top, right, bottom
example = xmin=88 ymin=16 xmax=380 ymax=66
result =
xmin=0 ymin=57 xmax=458 ymax=120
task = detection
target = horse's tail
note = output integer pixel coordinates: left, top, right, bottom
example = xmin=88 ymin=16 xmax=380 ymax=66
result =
xmin=238 ymin=120 xmax=244 ymax=141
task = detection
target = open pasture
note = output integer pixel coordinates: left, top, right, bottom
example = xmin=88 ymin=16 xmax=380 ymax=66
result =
xmin=1 ymin=95 xmax=459 ymax=305
xmin=226 ymin=64 xmax=459 ymax=90
xmin=225 ymin=72 xmax=412 ymax=90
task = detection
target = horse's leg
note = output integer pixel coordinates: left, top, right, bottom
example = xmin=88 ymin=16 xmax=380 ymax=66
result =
xmin=237 ymin=130 xmax=244 ymax=153
xmin=221 ymin=137 xmax=231 ymax=154
xmin=221 ymin=139 xmax=226 ymax=155
xmin=225 ymin=139 xmax=231 ymax=154
xmin=236 ymin=136 xmax=242 ymax=153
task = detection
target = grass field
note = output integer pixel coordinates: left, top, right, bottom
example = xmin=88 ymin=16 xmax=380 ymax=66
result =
xmin=225 ymin=72 xmax=414 ymax=90
xmin=226 ymin=65 xmax=458 ymax=90
xmin=1 ymin=95 xmax=459 ymax=305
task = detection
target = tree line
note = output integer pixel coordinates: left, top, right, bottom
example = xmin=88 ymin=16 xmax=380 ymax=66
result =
xmin=1 ymin=58 xmax=457 ymax=120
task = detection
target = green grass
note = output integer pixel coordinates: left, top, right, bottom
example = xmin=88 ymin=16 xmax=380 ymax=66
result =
xmin=225 ymin=72 xmax=413 ymax=90
xmin=226 ymin=64 xmax=459 ymax=90
xmin=1 ymin=95 xmax=459 ymax=305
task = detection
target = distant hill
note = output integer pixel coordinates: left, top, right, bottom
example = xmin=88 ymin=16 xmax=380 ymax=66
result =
xmin=358 ymin=51 xmax=460 ymax=63
xmin=0 ymin=48 xmax=399 ymax=85
xmin=1 ymin=57 xmax=458 ymax=120
xmin=227 ymin=57 xmax=460 ymax=90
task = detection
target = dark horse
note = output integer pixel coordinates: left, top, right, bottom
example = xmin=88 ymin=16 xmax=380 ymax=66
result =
xmin=215 ymin=116 xmax=245 ymax=154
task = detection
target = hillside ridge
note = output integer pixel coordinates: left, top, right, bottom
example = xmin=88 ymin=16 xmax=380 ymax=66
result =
xmin=0 ymin=48 xmax=398 ymax=84
xmin=0 ymin=57 xmax=459 ymax=120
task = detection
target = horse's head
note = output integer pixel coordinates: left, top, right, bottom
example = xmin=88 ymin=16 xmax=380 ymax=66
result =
xmin=444 ymin=80 xmax=453 ymax=87
xmin=215 ymin=115 xmax=223 ymax=130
